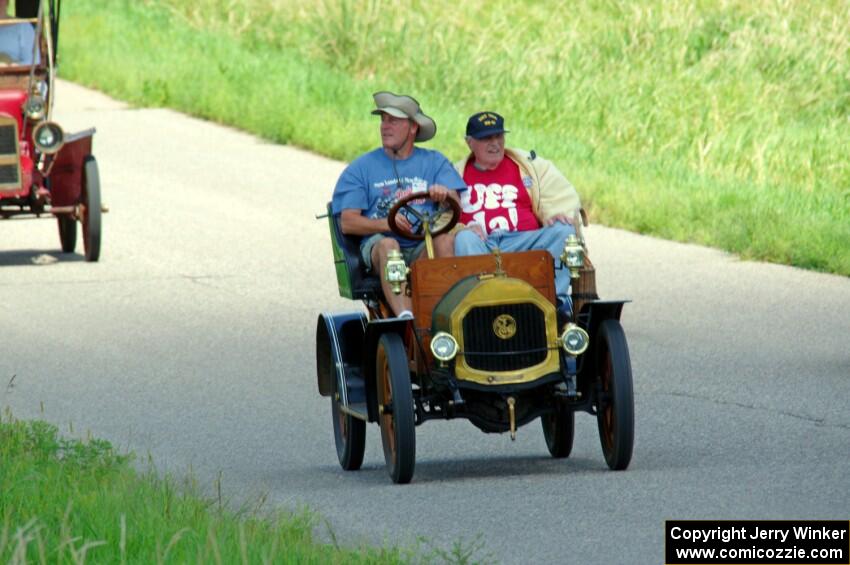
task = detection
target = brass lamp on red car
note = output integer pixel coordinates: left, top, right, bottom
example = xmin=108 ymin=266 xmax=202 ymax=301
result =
xmin=24 ymin=93 xmax=46 ymax=121
xmin=33 ymin=121 xmax=64 ymax=154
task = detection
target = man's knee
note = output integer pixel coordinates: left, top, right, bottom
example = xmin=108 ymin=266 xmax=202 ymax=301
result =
xmin=433 ymin=233 xmax=455 ymax=257
xmin=541 ymin=222 xmax=576 ymax=249
xmin=546 ymin=221 xmax=576 ymax=239
xmin=372 ymin=236 xmax=401 ymax=267
xmin=454 ymin=229 xmax=486 ymax=255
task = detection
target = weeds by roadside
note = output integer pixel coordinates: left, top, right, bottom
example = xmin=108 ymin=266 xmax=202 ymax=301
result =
xmin=0 ymin=412 xmax=423 ymax=564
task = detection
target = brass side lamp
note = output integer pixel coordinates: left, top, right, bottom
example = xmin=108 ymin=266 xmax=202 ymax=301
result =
xmin=560 ymin=233 xmax=585 ymax=279
xmin=384 ymin=249 xmax=409 ymax=295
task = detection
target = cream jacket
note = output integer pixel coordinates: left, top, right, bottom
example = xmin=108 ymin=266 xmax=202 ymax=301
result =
xmin=454 ymin=148 xmax=582 ymax=224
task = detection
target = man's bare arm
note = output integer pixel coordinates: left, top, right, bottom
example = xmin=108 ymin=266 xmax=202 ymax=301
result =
xmin=339 ymin=209 xmax=412 ymax=235
xmin=339 ymin=209 xmax=388 ymax=235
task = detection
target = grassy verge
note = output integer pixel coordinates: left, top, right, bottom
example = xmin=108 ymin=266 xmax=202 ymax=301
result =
xmin=0 ymin=415 xmax=414 ymax=564
xmin=57 ymin=0 xmax=849 ymax=275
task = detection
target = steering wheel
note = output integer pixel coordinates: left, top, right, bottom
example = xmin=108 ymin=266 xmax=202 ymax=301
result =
xmin=387 ymin=191 xmax=461 ymax=241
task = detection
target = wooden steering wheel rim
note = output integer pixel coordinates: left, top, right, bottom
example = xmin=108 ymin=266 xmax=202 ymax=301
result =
xmin=386 ymin=191 xmax=461 ymax=241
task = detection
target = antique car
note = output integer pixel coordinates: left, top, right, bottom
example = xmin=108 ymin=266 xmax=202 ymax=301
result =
xmin=316 ymin=192 xmax=634 ymax=483
xmin=0 ymin=0 xmax=103 ymax=261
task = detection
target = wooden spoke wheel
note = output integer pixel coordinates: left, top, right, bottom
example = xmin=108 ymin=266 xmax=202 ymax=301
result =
xmin=542 ymin=405 xmax=575 ymax=458
xmin=81 ymin=156 xmax=102 ymax=262
xmin=376 ymin=332 xmax=415 ymax=484
xmin=331 ymin=371 xmax=366 ymax=471
xmin=57 ymin=214 xmax=76 ymax=253
xmin=595 ymin=319 xmax=634 ymax=470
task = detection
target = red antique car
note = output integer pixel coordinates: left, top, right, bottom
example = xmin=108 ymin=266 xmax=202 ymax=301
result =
xmin=0 ymin=0 xmax=103 ymax=261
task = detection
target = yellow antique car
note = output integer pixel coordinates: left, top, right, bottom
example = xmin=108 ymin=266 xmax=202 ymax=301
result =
xmin=316 ymin=193 xmax=633 ymax=483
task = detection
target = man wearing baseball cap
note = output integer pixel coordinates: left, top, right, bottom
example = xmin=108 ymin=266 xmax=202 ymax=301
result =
xmin=332 ymin=91 xmax=466 ymax=318
xmin=453 ymin=111 xmax=582 ymax=319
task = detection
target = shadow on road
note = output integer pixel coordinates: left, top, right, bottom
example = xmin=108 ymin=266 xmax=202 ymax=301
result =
xmin=304 ymin=454 xmax=610 ymax=487
xmin=413 ymin=454 xmax=609 ymax=483
xmin=0 ymin=249 xmax=85 ymax=267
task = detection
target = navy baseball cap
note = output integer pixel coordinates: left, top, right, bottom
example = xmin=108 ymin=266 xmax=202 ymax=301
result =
xmin=466 ymin=111 xmax=509 ymax=139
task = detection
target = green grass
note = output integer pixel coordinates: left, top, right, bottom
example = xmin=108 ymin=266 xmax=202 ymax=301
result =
xmin=57 ymin=0 xmax=849 ymax=275
xmin=0 ymin=414 xmax=419 ymax=564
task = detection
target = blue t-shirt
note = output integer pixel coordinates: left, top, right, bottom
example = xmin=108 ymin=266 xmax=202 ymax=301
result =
xmin=332 ymin=147 xmax=466 ymax=248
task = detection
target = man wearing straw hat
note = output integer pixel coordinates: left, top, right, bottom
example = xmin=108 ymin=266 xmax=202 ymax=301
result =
xmin=453 ymin=111 xmax=582 ymax=320
xmin=332 ymin=91 xmax=466 ymax=319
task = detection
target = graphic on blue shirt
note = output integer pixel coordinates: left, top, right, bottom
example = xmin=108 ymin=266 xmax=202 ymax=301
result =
xmin=331 ymin=147 xmax=466 ymax=248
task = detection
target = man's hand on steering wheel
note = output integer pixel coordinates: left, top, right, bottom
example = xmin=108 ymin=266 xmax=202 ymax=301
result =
xmin=393 ymin=210 xmax=414 ymax=233
xmin=428 ymin=184 xmax=449 ymax=203
xmin=387 ymin=189 xmax=461 ymax=240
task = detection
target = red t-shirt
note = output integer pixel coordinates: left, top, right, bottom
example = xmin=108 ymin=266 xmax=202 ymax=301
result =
xmin=460 ymin=157 xmax=540 ymax=234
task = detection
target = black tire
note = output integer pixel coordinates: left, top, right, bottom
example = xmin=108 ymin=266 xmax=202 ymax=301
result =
xmin=57 ymin=215 xmax=76 ymax=253
xmin=331 ymin=373 xmax=366 ymax=471
xmin=542 ymin=405 xmax=575 ymax=458
xmin=376 ymin=333 xmax=415 ymax=484
xmin=595 ymin=319 xmax=634 ymax=470
xmin=82 ymin=156 xmax=102 ymax=262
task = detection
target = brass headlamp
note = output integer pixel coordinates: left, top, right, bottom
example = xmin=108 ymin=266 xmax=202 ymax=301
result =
xmin=560 ymin=233 xmax=585 ymax=279
xmin=384 ymin=249 xmax=409 ymax=295
xmin=33 ymin=121 xmax=64 ymax=155
xmin=559 ymin=323 xmax=590 ymax=356
xmin=430 ymin=332 xmax=459 ymax=362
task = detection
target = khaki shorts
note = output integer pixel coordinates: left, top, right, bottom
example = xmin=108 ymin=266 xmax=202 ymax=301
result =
xmin=360 ymin=234 xmax=426 ymax=272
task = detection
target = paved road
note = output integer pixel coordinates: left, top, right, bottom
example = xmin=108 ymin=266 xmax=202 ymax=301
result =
xmin=2 ymin=81 xmax=849 ymax=564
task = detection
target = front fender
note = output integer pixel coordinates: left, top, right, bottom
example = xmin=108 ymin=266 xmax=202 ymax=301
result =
xmin=580 ymin=300 xmax=629 ymax=338
xmin=315 ymin=311 xmax=367 ymax=398
xmin=362 ymin=318 xmax=410 ymax=421
xmin=578 ymin=300 xmax=630 ymax=379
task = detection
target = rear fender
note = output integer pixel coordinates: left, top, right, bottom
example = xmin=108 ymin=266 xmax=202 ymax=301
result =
xmin=315 ymin=311 xmax=367 ymax=398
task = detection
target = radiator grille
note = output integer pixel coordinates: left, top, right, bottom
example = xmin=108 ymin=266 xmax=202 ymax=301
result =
xmin=462 ymin=303 xmax=548 ymax=372
xmin=0 ymin=124 xmax=16 ymax=155
xmin=0 ymin=164 xmax=19 ymax=184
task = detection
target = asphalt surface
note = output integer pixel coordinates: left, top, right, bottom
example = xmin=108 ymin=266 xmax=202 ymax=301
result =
xmin=2 ymin=80 xmax=849 ymax=564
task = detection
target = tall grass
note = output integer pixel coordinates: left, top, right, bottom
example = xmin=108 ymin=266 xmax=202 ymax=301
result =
xmin=59 ymin=0 xmax=849 ymax=274
xmin=0 ymin=415 xmax=412 ymax=564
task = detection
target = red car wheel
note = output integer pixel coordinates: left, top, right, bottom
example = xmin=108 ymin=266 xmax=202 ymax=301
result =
xmin=81 ymin=156 xmax=101 ymax=262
